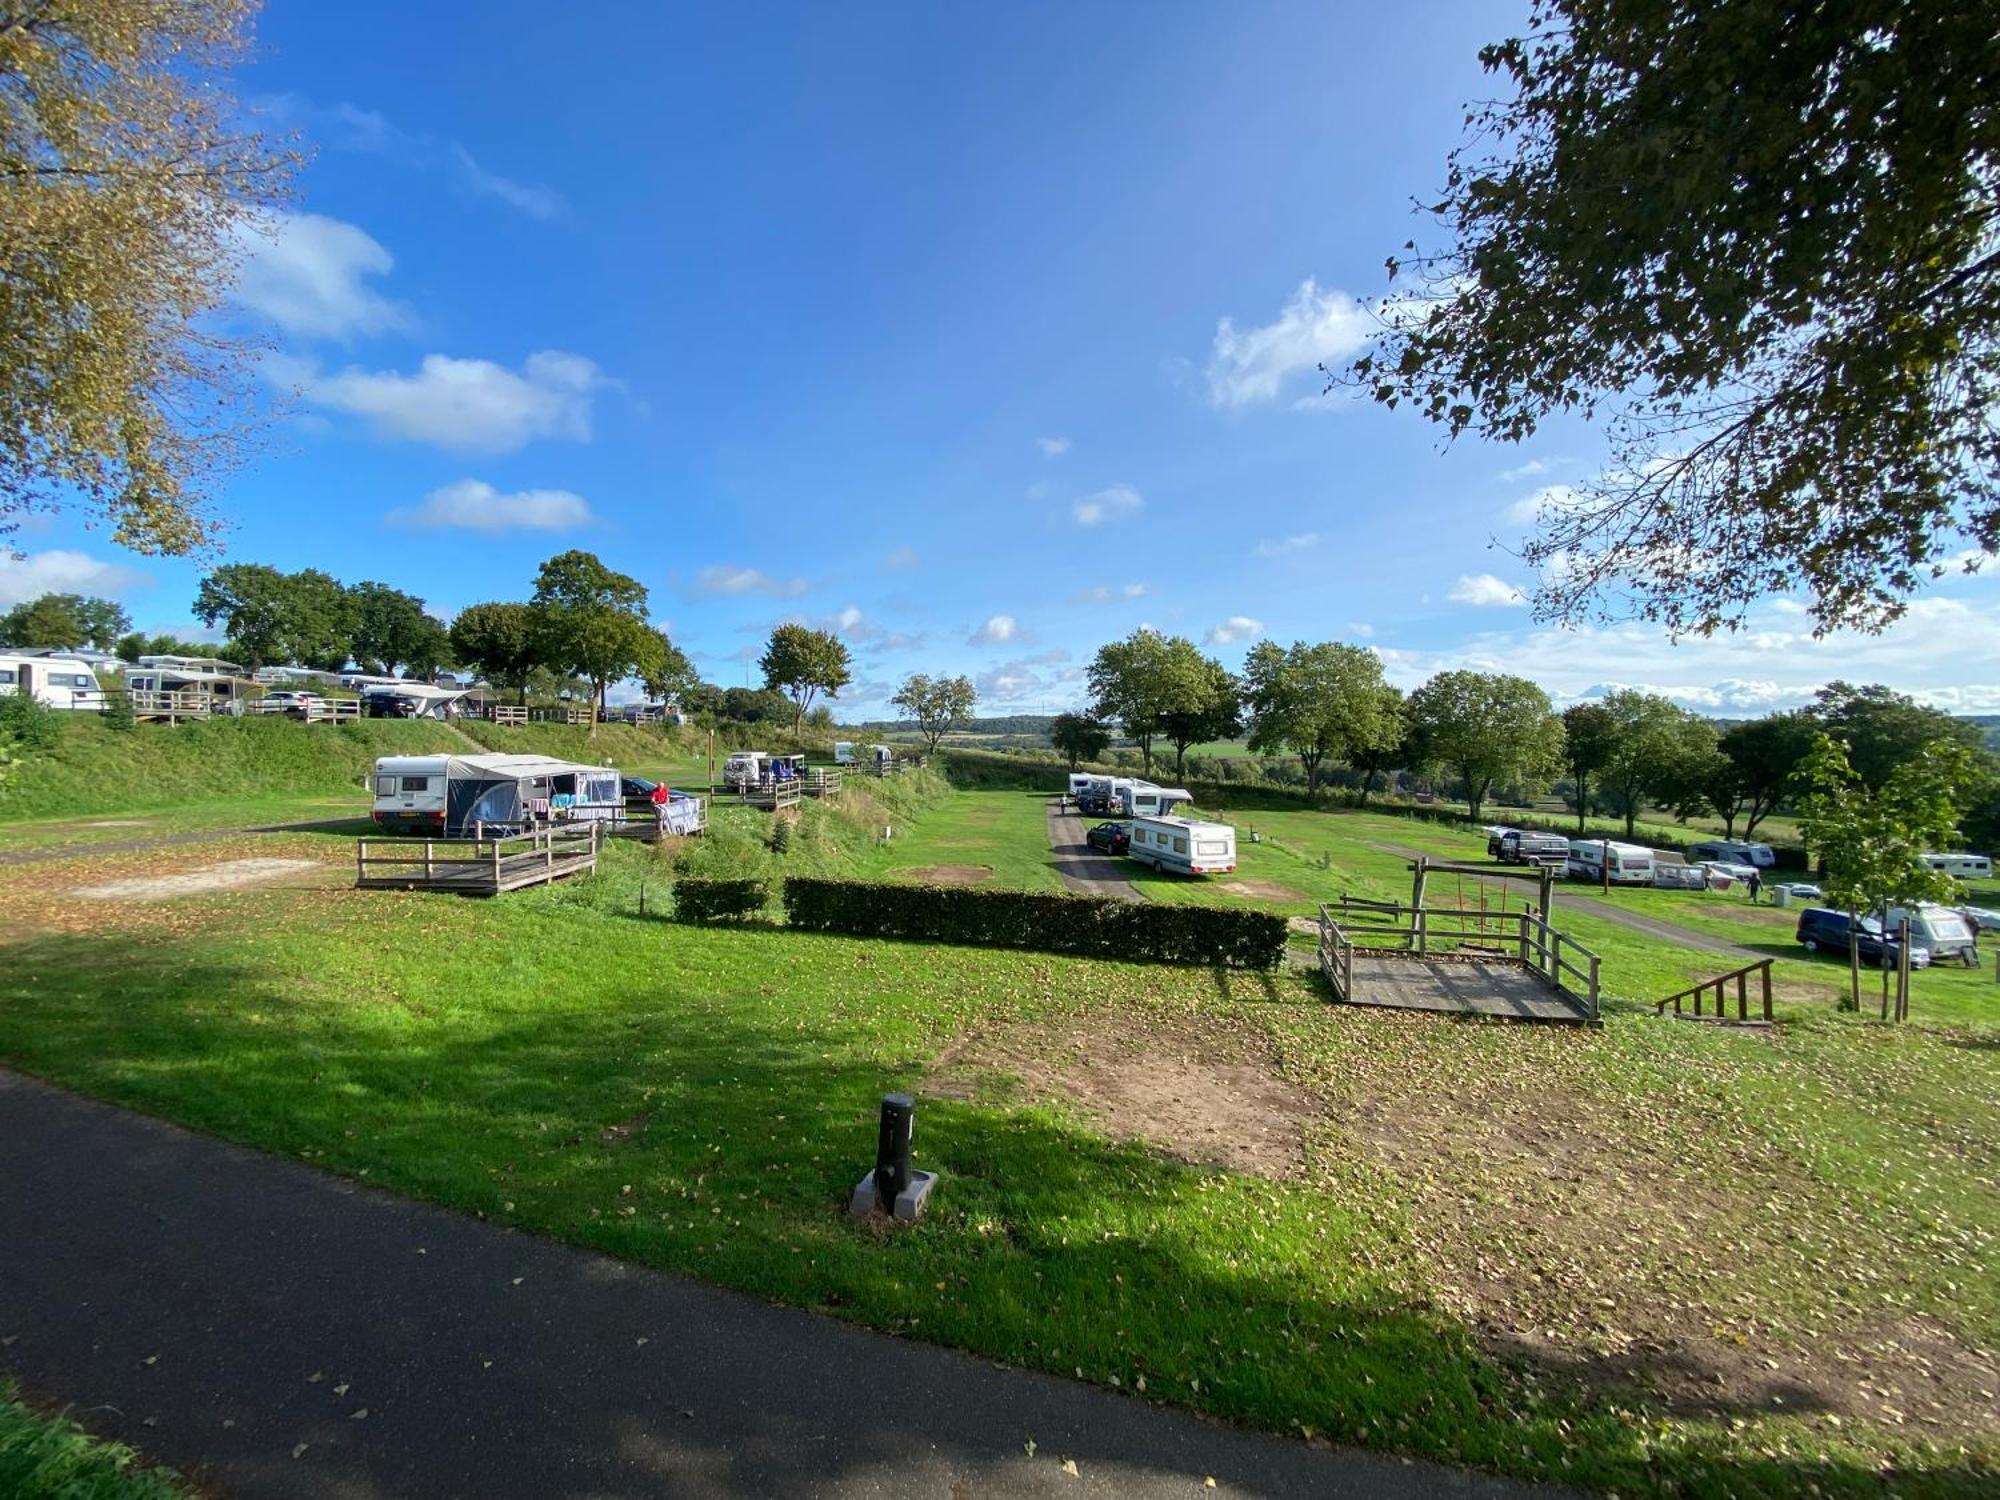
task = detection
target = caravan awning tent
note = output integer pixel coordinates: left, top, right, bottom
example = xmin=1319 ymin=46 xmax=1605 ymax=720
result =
xmin=375 ymin=753 xmax=622 ymax=833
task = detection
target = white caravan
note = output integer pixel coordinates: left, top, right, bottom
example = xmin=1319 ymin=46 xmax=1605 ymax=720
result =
xmin=1922 ymin=852 xmax=1993 ymax=879
xmin=371 ymin=753 xmax=622 ymax=835
xmin=1115 ymin=781 xmax=1194 ymax=819
xmin=1687 ymin=838 xmax=1776 ymax=870
xmin=0 ymin=653 xmax=103 ymax=710
xmin=834 ymin=741 xmax=856 ymax=764
xmin=1880 ymin=903 xmax=1979 ymax=966
xmin=722 ymin=750 xmax=770 ymax=788
xmin=1567 ymin=839 xmax=1655 ymax=886
xmin=1126 ymin=815 xmax=1237 ymax=876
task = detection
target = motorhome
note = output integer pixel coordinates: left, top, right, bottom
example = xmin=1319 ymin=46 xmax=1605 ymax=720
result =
xmin=1567 ymin=839 xmax=1655 ymax=886
xmin=371 ymin=754 xmax=622 ymax=835
xmin=1066 ymin=772 xmax=1093 ymax=801
xmin=1126 ymin=815 xmax=1237 ymax=876
xmin=1114 ymin=781 xmax=1194 ymax=819
xmin=722 ymin=751 xmax=770 ymax=788
xmin=1075 ymin=775 xmax=1117 ymax=815
xmin=125 ymin=655 xmax=256 ymax=713
xmin=1922 ymin=852 xmax=1993 ymax=879
xmin=1687 ymin=838 xmax=1776 ymax=870
xmin=0 ymin=653 xmax=103 ymax=710
xmin=1879 ymin=903 xmax=1980 ymax=966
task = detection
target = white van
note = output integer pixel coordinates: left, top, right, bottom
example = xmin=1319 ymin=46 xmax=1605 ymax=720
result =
xmin=0 ymin=653 xmax=103 ymax=710
xmin=1568 ymin=839 xmax=1655 ymax=886
xmin=1922 ymin=852 xmax=1993 ymax=879
xmin=1127 ymin=815 xmax=1237 ymax=876
xmin=1880 ymin=903 xmax=1980 ymax=966
xmin=1688 ymin=838 xmax=1776 ymax=870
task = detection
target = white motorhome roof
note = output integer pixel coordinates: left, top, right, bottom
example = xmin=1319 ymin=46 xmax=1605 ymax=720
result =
xmin=1571 ymin=838 xmax=1655 ymax=856
xmin=373 ymin=753 xmax=609 ymax=780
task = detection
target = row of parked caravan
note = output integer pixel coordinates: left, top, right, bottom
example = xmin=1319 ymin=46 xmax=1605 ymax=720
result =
xmin=1484 ymin=826 xmax=1790 ymax=890
xmin=1065 ymin=774 xmax=1239 ymax=876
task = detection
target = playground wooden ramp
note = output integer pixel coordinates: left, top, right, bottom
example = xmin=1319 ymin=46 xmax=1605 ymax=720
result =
xmin=1318 ymin=899 xmax=1600 ymax=1025
xmin=1656 ymin=958 xmax=1776 ymax=1025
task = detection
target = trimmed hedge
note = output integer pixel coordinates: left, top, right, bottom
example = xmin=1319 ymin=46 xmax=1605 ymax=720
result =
xmin=781 ymin=877 xmax=1287 ymax=969
xmin=674 ymin=877 xmax=770 ymax=922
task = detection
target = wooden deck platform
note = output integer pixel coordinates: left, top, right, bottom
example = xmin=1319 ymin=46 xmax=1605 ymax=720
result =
xmin=355 ymin=825 xmax=600 ymax=895
xmin=1318 ymin=901 xmax=1599 ymax=1024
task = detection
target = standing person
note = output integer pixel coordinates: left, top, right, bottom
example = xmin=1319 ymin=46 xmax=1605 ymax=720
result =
xmin=1746 ymin=868 xmax=1762 ymax=904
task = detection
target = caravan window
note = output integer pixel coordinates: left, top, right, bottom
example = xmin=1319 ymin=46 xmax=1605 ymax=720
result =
xmin=0 ymin=669 xmax=13 ymax=684
xmin=1173 ymin=836 xmax=1188 ymax=853
xmin=1197 ymin=839 xmax=1229 ymax=856
xmin=399 ymin=775 xmax=431 ymax=793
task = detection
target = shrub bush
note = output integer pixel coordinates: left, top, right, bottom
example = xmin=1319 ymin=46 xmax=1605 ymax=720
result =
xmin=781 ymin=877 xmax=1287 ymax=968
xmin=0 ymin=692 xmax=62 ymax=752
xmin=674 ymin=877 xmax=770 ymax=922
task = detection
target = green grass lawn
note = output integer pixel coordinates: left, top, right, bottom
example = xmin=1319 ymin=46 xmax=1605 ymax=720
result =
xmin=1 ymin=826 xmax=1995 ymax=1498
xmin=853 ymin=789 xmax=1066 ymax=891
xmin=0 ymin=1382 xmax=188 ymax=1500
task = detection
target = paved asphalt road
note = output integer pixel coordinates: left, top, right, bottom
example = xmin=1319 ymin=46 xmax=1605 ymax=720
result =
xmin=0 ymin=1069 xmax=1573 ymax=1500
xmin=1046 ymin=805 xmax=1144 ymax=901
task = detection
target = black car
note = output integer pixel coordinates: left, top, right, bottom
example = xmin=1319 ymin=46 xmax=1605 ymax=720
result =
xmin=1795 ymin=907 xmax=1931 ymax=969
xmin=1085 ymin=821 xmax=1131 ymax=855
xmin=620 ymin=776 xmax=660 ymax=800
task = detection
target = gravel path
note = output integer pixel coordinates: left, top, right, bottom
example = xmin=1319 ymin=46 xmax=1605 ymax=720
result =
xmin=1047 ymin=804 xmax=1143 ymax=902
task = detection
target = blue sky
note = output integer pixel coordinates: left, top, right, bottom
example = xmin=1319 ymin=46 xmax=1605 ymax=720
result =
xmin=8 ymin=1 xmax=1996 ymax=716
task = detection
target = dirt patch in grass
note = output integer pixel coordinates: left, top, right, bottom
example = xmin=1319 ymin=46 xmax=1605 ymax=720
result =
xmin=74 ymin=857 xmax=325 ymax=902
xmin=1216 ymin=878 xmax=1305 ymax=902
xmin=900 ymin=864 xmax=992 ymax=886
xmin=80 ymin=819 xmax=155 ymax=829
xmin=928 ymin=1009 xmax=1319 ymax=1180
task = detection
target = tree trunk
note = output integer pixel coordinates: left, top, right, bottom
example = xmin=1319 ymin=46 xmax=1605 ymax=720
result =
xmin=1624 ymin=804 xmax=1638 ymax=838
xmin=1575 ymin=775 xmax=1587 ymax=832
xmin=1846 ymin=909 xmax=1862 ymax=1011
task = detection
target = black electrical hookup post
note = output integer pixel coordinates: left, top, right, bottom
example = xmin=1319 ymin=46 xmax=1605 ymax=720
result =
xmin=848 ymin=1091 xmax=937 ymax=1222
xmin=874 ymin=1093 xmax=913 ymax=1209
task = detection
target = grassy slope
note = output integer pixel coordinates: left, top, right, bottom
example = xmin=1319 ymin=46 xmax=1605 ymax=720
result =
xmin=0 ymin=842 xmax=1992 ymax=1498
xmin=0 ymin=1382 xmax=188 ymax=1500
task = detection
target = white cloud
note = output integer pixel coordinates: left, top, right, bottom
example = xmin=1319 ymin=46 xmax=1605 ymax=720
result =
xmin=1253 ymin=532 xmax=1319 ymax=558
xmin=261 ymin=95 xmax=564 ymax=220
xmin=1068 ymin=581 xmax=1149 ymax=605
xmin=969 ymin=614 xmax=1019 ymax=646
xmin=1205 ymin=279 xmax=1374 ymax=408
xmin=1367 ymin=596 xmax=2000 ymax=715
xmin=1502 ymin=483 xmax=1584 ymax=527
xmin=789 ymin=605 xmax=922 ymax=651
xmin=881 ymin=545 xmax=920 ymax=571
xmin=690 ymin=565 xmax=809 ymax=600
xmin=1072 ymin=484 xmax=1143 ymax=527
xmin=974 ymin=656 xmax=1082 ymax=704
xmin=385 ymin=479 xmax=593 ymax=534
xmin=299 ymin=350 xmax=610 ymax=453
xmin=1205 ymin=615 xmax=1265 ymax=646
xmin=1449 ymin=573 xmax=1528 ymax=607
xmin=1500 ymin=458 xmax=1555 ymax=483
xmin=230 ymin=210 xmax=411 ymax=340
xmin=0 ymin=549 xmax=147 ymax=609
xmin=1037 ymin=436 xmax=1071 ymax=457
xmin=1348 ymin=622 xmax=1376 ymax=639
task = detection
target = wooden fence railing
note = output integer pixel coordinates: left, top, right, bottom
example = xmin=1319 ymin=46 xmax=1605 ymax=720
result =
xmin=355 ymin=823 xmax=600 ymax=893
xmin=1656 ymin=958 xmax=1774 ymax=1022
xmin=1313 ymin=902 xmax=1601 ymax=1018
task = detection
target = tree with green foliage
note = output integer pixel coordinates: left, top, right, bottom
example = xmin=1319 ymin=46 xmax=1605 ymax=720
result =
xmin=1242 ymin=639 xmax=1401 ymax=800
xmin=193 ymin=564 xmax=354 ymax=671
xmin=529 ymin=550 xmax=655 ymax=722
xmin=1595 ymin=690 xmax=1715 ymax=838
xmin=1805 ymin=682 xmax=1985 ymax=790
xmin=1714 ymin=712 xmax=1819 ymax=836
xmin=0 ymin=594 xmax=130 ymax=650
xmin=448 ymin=602 xmax=542 ymax=705
xmin=759 ymin=623 xmax=852 ymax=736
xmin=1049 ymin=712 xmax=1111 ymax=769
xmin=1357 ymin=0 xmax=1999 ymax=634
xmin=1405 ymin=669 xmax=1564 ymax=823
xmin=891 ymin=672 xmax=978 ymax=753
xmin=1796 ymin=733 xmax=1977 ymax=1013
xmin=1558 ymin=701 xmax=1617 ymax=832
xmin=636 ymin=628 xmax=696 ymax=706
xmin=349 ymin=582 xmax=450 ymax=678
xmin=1 ymin=0 xmax=297 ymax=555
xmin=1348 ymin=684 xmax=1406 ymax=806
xmin=1156 ymin=654 xmax=1239 ymax=778
xmin=113 ymin=629 xmax=225 ymax=664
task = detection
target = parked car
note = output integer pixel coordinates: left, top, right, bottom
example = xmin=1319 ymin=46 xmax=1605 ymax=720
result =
xmin=258 ymin=690 xmax=322 ymax=719
xmin=364 ymin=693 xmax=420 ymax=719
xmin=1795 ymin=908 xmax=1932 ymax=969
xmin=620 ymin=775 xmax=660 ymax=800
xmin=1496 ymin=829 xmax=1570 ymax=866
xmin=1085 ymin=821 xmax=1131 ymax=855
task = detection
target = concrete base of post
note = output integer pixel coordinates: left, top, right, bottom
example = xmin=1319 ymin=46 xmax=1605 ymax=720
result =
xmin=847 ymin=1168 xmax=938 ymax=1223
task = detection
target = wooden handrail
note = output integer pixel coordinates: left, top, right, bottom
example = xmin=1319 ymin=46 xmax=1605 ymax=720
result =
xmin=1656 ymin=958 xmax=1774 ymax=1022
